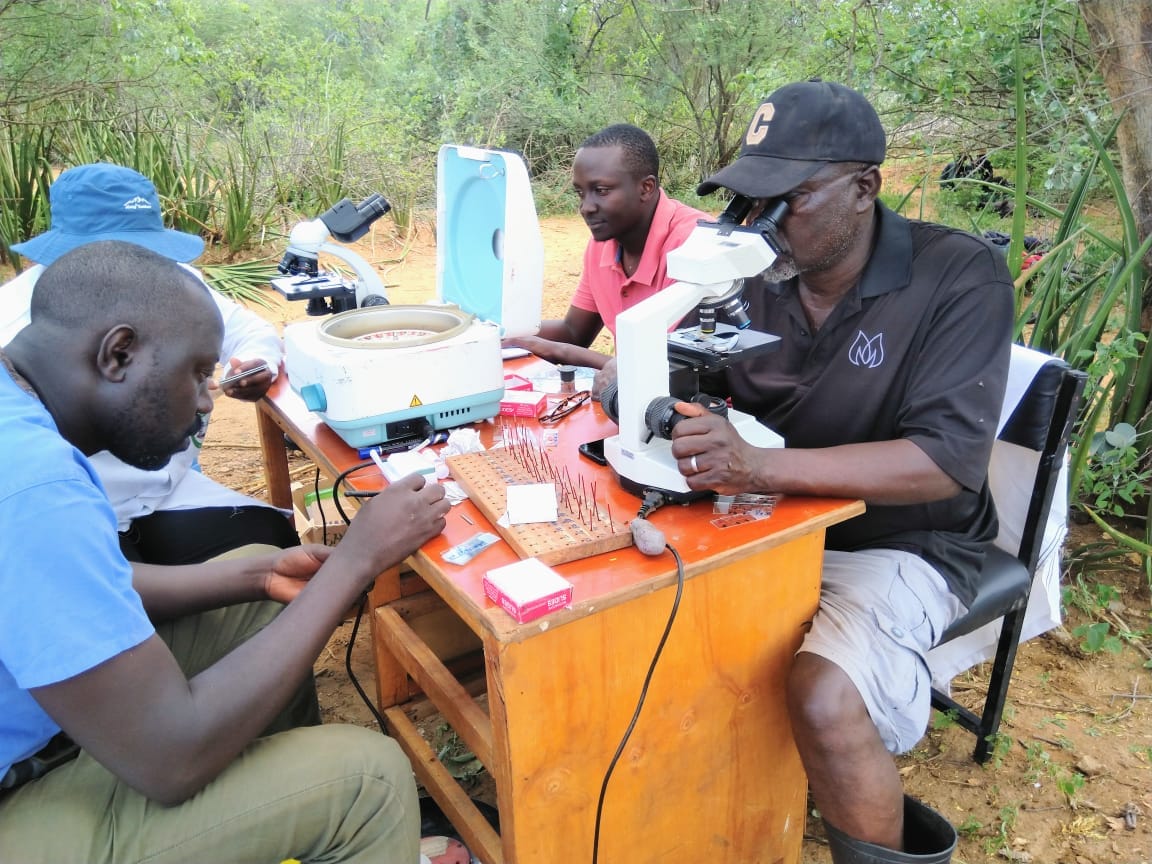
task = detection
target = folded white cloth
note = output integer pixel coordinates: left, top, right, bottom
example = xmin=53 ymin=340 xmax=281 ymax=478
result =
xmin=927 ymin=344 xmax=1068 ymax=690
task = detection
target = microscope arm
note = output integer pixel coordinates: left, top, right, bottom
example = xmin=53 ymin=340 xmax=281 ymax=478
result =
xmin=605 ymin=210 xmax=787 ymax=501
xmin=614 ymin=279 xmax=734 ymax=453
xmin=614 ymin=216 xmax=786 ymax=452
xmin=317 ymin=242 xmax=387 ymax=307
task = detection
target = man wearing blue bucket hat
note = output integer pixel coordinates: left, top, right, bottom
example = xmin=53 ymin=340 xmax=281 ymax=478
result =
xmin=2 ymin=163 xmax=294 ymax=564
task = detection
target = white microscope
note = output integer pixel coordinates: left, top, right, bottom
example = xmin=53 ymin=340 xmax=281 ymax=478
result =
xmin=273 ymin=194 xmax=392 ymax=315
xmin=601 ymin=198 xmax=789 ymax=503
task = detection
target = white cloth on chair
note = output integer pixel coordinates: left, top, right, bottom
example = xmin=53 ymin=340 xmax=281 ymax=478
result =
xmin=926 ymin=345 xmax=1069 ymax=690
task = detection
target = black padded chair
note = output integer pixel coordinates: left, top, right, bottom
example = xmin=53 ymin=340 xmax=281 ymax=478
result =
xmin=930 ymin=354 xmax=1087 ymax=763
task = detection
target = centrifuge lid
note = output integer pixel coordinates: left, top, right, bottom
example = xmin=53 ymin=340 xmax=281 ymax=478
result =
xmin=436 ymin=145 xmax=543 ymax=339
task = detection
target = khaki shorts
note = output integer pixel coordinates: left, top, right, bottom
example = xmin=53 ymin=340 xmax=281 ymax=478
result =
xmin=799 ymin=548 xmax=966 ymax=754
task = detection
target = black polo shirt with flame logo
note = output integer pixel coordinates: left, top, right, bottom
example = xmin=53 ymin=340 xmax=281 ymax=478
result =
xmin=712 ymin=202 xmax=1014 ymax=607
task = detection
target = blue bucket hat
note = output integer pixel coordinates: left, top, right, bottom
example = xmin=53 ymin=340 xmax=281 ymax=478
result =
xmin=11 ymin=163 xmax=205 ymax=266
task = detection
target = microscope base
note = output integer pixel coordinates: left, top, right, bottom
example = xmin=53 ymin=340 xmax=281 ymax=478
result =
xmin=615 ymin=473 xmax=711 ymax=507
xmin=604 ymin=410 xmax=783 ymax=503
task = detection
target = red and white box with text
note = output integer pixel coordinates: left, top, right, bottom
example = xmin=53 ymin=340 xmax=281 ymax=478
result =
xmin=483 ymin=558 xmax=573 ymax=623
xmin=499 ymin=389 xmax=547 ymax=418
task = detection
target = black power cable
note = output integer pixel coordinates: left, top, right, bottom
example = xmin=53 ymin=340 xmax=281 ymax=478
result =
xmin=311 ymin=459 xmax=389 ymax=731
xmin=330 ymin=459 xmax=381 ymax=524
xmin=309 ymin=462 xmax=375 ymax=544
xmin=344 ymin=592 xmax=387 ymax=734
xmin=591 ymin=541 xmax=685 ymax=864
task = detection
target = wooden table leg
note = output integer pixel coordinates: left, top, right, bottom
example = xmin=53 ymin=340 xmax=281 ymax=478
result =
xmin=368 ymin=566 xmax=407 ymax=711
xmin=256 ymin=401 xmax=293 ymax=510
xmin=486 ymin=532 xmax=825 ymax=864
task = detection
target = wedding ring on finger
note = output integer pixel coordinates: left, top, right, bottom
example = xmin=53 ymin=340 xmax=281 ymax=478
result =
xmin=690 ymin=455 xmax=699 ymax=474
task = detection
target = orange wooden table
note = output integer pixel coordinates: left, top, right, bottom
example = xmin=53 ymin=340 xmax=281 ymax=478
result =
xmin=256 ymin=361 xmax=864 ymax=864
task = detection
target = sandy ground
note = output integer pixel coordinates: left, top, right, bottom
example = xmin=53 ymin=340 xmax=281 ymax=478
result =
xmin=195 ymin=212 xmax=1152 ymax=864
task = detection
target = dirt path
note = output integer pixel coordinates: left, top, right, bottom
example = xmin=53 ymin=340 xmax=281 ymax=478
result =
xmin=199 ymin=213 xmax=1152 ymax=864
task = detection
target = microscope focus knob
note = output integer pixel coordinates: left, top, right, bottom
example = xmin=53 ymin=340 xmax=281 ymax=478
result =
xmin=645 ymin=393 xmax=728 ymax=440
xmin=599 ymin=381 xmax=620 ymax=424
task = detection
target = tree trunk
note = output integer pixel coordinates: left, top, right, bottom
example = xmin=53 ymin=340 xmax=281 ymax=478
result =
xmin=1081 ymin=0 xmax=1152 ymax=444
xmin=1080 ymin=1 xmax=1152 ymax=297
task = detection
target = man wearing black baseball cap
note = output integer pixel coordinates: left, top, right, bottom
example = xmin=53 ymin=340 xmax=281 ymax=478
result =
xmin=668 ymin=80 xmax=1015 ymax=863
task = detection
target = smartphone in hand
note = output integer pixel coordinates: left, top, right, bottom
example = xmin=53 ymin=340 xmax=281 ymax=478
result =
xmin=219 ymin=362 xmax=271 ymax=387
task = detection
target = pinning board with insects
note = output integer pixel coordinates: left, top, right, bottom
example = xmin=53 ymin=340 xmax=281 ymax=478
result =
xmin=445 ymin=424 xmax=632 ymax=566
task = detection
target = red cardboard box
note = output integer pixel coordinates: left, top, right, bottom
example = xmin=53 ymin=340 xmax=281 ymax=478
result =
xmin=483 ymin=558 xmax=573 ymax=623
xmin=499 ymin=389 xmax=546 ymax=418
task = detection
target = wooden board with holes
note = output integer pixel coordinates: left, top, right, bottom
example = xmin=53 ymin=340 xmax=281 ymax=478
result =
xmin=445 ymin=449 xmax=632 ymax=566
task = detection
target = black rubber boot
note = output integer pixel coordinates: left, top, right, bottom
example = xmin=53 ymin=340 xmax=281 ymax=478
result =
xmin=823 ymin=795 xmax=957 ymax=864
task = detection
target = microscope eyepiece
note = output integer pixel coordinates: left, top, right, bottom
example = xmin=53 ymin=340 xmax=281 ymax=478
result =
xmin=750 ymin=199 xmax=788 ymax=237
xmin=716 ymin=194 xmax=756 ymax=225
xmin=321 ymin=194 xmax=394 ymax=243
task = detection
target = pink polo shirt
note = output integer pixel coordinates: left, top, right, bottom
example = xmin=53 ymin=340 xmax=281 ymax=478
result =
xmin=571 ymin=191 xmax=710 ymax=336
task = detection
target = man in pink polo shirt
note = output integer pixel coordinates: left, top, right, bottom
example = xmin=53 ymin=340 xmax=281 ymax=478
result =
xmin=506 ymin=124 xmax=709 ymax=369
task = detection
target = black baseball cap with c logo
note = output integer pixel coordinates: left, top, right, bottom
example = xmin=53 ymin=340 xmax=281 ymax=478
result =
xmin=698 ymin=78 xmax=887 ymax=199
